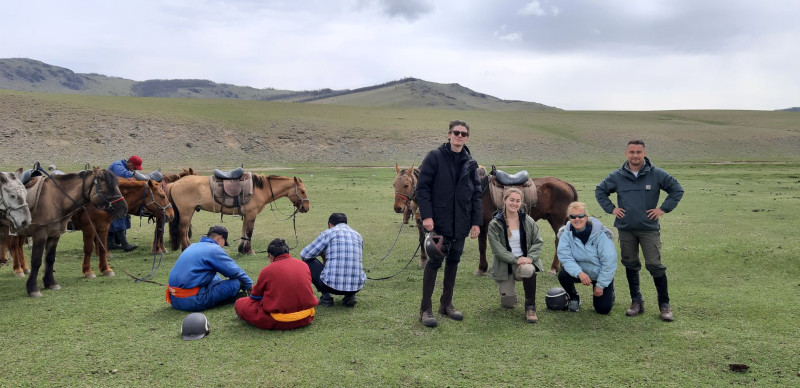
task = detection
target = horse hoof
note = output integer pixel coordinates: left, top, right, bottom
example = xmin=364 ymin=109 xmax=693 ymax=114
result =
xmin=24 ymin=269 xmax=31 ymax=275
xmin=85 ymin=273 xmax=97 ymax=279
xmin=546 ymin=269 xmax=557 ymax=276
xmin=473 ymin=269 xmax=486 ymax=277
xmin=14 ymin=272 xmax=25 ymax=278
xmin=48 ymin=284 xmax=62 ymax=291
xmin=29 ymin=291 xmax=43 ymax=298
xmin=103 ymin=270 xmax=115 ymax=277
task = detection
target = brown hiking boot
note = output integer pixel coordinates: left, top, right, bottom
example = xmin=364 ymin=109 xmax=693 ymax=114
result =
xmin=525 ymin=306 xmax=538 ymax=323
xmin=659 ymin=303 xmax=674 ymax=322
xmin=625 ymin=300 xmax=644 ymax=316
xmin=438 ymin=304 xmax=464 ymax=321
xmin=419 ymin=310 xmax=438 ymax=327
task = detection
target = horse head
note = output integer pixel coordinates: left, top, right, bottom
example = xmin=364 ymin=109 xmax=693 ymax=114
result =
xmin=90 ymin=167 xmax=128 ymax=219
xmin=146 ymin=179 xmax=175 ymax=221
xmin=291 ymin=177 xmax=310 ymax=213
xmin=393 ymin=163 xmax=416 ymax=214
xmin=0 ymin=168 xmax=32 ymax=233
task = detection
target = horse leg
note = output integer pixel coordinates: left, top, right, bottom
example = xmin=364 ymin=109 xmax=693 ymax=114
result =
xmin=26 ymin=236 xmax=45 ymax=297
xmin=415 ymin=216 xmax=427 ymax=268
xmin=81 ymin=224 xmax=97 ymax=278
xmin=0 ymin=228 xmax=7 ymax=265
xmin=547 ymin=217 xmax=563 ymax=276
xmin=12 ymin=235 xmax=28 ymax=277
xmin=97 ymin=226 xmax=114 ymax=277
xmin=178 ymin=211 xmax=193 ymax=251
xmin=238 ymin=217 xmax=255 ymax=255
xmin=42 ymin=236 xmax=61 ymax=291
xmin=475 ymin=226 xmax=488 ymax=276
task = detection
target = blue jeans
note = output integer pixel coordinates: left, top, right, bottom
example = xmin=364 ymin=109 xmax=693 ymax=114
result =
xmin=170 ymin=275 xmax=242 ymax=312
xmin=304 ymin=258 xmax=357 ymax=297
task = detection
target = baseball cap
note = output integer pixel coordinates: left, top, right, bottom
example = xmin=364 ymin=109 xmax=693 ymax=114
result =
xmin=207 ymin=225 xmax=229 ymax=246
xmin=128 ymin=155 xmax=144 ymax=170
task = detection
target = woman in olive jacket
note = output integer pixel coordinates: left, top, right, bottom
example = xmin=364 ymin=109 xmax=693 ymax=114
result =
xmin=487 ymin=188 xmax=544 ymax=323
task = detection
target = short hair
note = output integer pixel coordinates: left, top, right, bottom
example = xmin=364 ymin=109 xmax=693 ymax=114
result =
xmin=567 ymin=201 xmax=587 ymax=214
xmin=328 ymin=212 xmax=347 ymax=226
xmin=267 ymin=238 xmax=290 ymax=257
xmin=448 ymin=120 xmax=470 ymax=132
xmin=627 ymin=140 xmax=646 ymax=148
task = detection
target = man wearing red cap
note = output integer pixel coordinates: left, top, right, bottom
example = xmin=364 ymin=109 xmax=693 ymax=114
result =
xmin=107 ymin=155 xmax=144 ymax=251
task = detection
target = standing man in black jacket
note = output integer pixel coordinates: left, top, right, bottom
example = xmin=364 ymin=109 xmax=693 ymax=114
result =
xmin=416 ymin=120 xmax=482 ymax=328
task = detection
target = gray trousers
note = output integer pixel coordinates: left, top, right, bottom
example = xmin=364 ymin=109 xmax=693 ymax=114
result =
xmin=618 ymin=229 xmax=666 ymax=278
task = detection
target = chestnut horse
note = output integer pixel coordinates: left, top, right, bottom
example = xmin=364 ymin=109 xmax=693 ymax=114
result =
xmin=168 ymin=173 xmax=310 ymax=254
xmin=149 ymin=167 xmax=196 ymax=254
xmin=2 ymin=168 xmax=127 ymax=296
xmin=392 ymin=164 xmax=427 ymax=267
xmin=68 ymin=179 xmax=174 ymax=278
xmin=476 ymin=168 xmax=578 ymax=276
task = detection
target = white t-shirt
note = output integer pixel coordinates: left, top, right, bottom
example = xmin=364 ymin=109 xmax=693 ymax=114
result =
xmin=508 ymin=229 xmax=524 ymax=257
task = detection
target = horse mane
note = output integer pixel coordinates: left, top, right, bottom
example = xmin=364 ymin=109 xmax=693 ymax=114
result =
xmin=251 ymin=174 xmax=292 ymax=189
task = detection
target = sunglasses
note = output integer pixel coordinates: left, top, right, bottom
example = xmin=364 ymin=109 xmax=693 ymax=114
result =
xmin=568 ymin=214 xmax=587 ymax=219
xmin=450 ymin=130 xmax=469 ymax=137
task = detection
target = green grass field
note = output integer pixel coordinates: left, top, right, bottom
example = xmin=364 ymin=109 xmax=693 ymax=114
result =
xmin=1 ymin=163 xmax=798 ymax=387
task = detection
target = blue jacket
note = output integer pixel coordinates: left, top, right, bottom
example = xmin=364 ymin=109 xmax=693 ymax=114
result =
xmin=416 ymin=142 xmax=482 ymax=240
xmin=168 ymin=236 xmax=253 ymax=290
xmin=557 ymin=217 xmax=617 ymax=289
xmin=108 ymin=159 xmax=134 ymax=179
xmin=595 ymin=157 xmax=684 ymax=231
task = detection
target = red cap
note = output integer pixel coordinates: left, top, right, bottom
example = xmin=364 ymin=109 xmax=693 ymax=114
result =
xmin=128 ymin=155 xmax=144 ymax=170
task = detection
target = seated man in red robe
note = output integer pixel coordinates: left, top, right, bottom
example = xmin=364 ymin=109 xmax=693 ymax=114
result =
xmin=234 ymin=238 xmax=318 ymax=330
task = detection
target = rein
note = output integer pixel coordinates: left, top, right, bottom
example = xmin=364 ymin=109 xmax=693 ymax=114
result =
xmin=365 ymin=222 xmax=421 ymax=281
xmin=260 ymin=176 xmax=307 ymax=250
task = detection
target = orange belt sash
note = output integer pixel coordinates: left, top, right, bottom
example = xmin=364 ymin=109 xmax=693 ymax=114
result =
xmin=270 ymin=307 xmax=315 ymax=322
xmin=165 ymin=286 xmax=200 ymax=304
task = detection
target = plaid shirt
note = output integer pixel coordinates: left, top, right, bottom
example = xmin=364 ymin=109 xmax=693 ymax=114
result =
xmin=300 ymin=223 xmax=366 ymax=292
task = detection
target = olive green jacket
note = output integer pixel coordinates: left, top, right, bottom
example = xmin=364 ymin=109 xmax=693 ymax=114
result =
xmin=487 ymin=210 xmax=544 ymax=281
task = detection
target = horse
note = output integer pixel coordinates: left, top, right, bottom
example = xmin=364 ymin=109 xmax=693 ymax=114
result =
xmin=476 ymin=168 xmax=578 ymax=276
xmin=168 ymin=173 xmax=310 ymax=254
xmin=0 ymin=169 xmax=33 ymax=269
xmin=392 ymin=164 xmax=427 ymax=267
xmin=68 ymin=179 xmax=174 ymax=278
xmin=149 ymin=167 xmax=196 ymax=254
xmin=2 ymin=167 xmax=128 ymax=296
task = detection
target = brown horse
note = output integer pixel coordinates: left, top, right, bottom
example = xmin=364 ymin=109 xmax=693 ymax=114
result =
xmin=149 ymin=167 xmax=196 ymax=254
xmin=392 ymin=164 xmax=427 ymax=267
xmin=476 ymin=169 xmax=578 ymax=276
xmin=168 ymin=173 xmax=310 ymax=254
xmin=3 ymin=168 xmax=127 ymax=296
xmin=68 ymin=179 xmax=174 ymax=278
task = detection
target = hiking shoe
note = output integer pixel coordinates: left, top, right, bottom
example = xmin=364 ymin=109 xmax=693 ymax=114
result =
xmin=420 ymin=310 xmax=438 ymax=327
xmin=318 ymin=294 xmax=334 ymax=307
xmin=438 ymin=304 xmax=464 ymax=321
xmin=525 ymin=306 xmax=538 ymax=323
xmin=342 ymin=294 xmax=357 ymax=307
xmin=568 ymin=299 xmax=581 ymax=312
xmin=626 ymin=300 xmax=644 ymax=316
xmin=659 ymin=303 xmax=674 ymax=322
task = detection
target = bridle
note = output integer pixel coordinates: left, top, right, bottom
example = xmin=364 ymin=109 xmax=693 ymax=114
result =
xmin=267 ymin=176 xmax=309 ymax=219
xmin=0 ymin=184 xmax=28 ymax=214
xmin=393 ymin=169 xmax=417 ymax=210
xmin=136 ymin=181 xmax=172 ymax=217
xmin=86 ymin=174 xmax=126 ymax=214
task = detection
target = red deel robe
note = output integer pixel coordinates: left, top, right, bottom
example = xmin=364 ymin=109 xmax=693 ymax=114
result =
xmin=234 ymin=254 xmax=319 ymax=330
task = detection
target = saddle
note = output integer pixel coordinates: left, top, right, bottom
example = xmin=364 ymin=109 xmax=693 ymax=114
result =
xmin=487 ymin=166 xmax=538 ymax=211
xmin=134 ymin=170 xmax=164 ymax=182
xmin=209 ymin=168 xmax=253 ymax=211
xmin=23 ymin=177 xmax=47 ymax=215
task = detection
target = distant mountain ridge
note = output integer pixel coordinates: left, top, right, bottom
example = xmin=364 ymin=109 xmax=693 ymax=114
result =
xmin=0 ymin=58 xmax=559 ymax=111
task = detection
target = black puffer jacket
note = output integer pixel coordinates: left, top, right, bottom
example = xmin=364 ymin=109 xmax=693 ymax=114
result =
xmin=416 ymin=142 xmax=482 ymax=240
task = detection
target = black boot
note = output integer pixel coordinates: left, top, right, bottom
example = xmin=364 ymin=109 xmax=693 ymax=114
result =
xmin=419 ymin=264 xmax=439 ymax=327
xmin=654 ymin=274 xmax=673 ymax=321
xmin=625 ymin=268 xmax=644 ymax=316
xmin=107 ymin=232 xmax=122 ymax=250
xmin=116 ymin=230 xmax=138 ymax=252
xmin=438 ymin=263 xmax=463 ymax=321
xmin=523 ymin=274 xmax=538 ymax=323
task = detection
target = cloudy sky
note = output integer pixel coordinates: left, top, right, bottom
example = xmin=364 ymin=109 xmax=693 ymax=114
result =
xmin=2 ymin=0 xmax=798 ymax=110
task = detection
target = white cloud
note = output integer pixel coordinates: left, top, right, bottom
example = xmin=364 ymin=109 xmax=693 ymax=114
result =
xmin=518 ymin=1 xmax=546 ymax=16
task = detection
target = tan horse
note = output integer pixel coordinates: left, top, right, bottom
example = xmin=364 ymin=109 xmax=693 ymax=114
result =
xmin=1 ymin=167 xmax=128 ymax=297
xmin=392 ymin=164 xmax=427 ymax=267
xmin=69 ymin=179 xmax=174 ymax=278
xmin=168 ymin=173 xmax=310 ymax=254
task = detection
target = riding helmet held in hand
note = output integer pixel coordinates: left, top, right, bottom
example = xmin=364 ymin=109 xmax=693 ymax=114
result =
xmin=181 ymin=313 xmax=210 ymax=340
xmin=424 ymin=231 xmax=450 ymax=261
xmin=545 ymin=287 xmax=570 ymax=310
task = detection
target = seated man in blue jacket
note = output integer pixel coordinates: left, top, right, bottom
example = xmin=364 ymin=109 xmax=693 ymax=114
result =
xmin=556 ymin=202 xmax=618 ymax=315
xmin=166 ymin=225 xmax=253 ymax=312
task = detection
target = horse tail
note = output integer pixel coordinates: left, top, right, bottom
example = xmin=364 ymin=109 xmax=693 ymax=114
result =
xmin=168 ymin=188 xmax=181 ymax=252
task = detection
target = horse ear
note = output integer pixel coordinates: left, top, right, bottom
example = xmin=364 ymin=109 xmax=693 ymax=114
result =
xmin=15 ymin=167 xmax=24 ymax=177
xmin=395 ymin=163 xmax=400 ymax=174
xmin=189 ymin=168 xmax=195 ymax=175
xmin=406 ymin=166 xmax=414 ymax=176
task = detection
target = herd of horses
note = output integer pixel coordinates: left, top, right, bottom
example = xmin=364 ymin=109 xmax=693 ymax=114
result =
xmin=0 ymin=161 xmax=575 ymax=298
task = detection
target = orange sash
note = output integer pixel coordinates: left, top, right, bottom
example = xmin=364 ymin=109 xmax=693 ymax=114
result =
xmin=165 ymin=286 xmax=200 ymax=304
xmin=270 ymin=307 xmax=315 ymax=322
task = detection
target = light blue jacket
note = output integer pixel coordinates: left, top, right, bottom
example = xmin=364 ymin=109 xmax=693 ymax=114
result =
xmin=556 ymin=217 xmax=617 ymax=289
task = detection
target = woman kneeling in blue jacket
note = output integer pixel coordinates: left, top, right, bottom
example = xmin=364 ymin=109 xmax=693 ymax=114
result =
xmin=556 ymin=201 xmax=618 ymax=314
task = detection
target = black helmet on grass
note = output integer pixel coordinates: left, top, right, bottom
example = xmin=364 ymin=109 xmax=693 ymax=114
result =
xmin=181 ymin=313 xmax=210 ymax=340
xmin=545 ymin=287 xmax=570 ymax=310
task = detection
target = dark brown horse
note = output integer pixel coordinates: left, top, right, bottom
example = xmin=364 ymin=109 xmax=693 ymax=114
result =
xmin=392 ymin=164 xmax=427 ymax=267
xmin=149 ymin=167 xmax=196 ymax=254
xmin=476 ymin=169 xmax=578 ymax=276
xmin=168 ymin=173 xmax=310 ymax=254
xmin=70 ymin=179 xmax=174 ymax=278
xmin=3 ymin=168 xmax=127 ymax=296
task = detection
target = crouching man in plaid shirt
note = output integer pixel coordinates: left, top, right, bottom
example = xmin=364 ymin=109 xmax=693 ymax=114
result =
xmin=300 ymin=213 xmax=366 ymax=307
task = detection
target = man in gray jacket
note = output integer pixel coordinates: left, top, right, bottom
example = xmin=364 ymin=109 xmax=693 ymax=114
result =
xmin=595 ymin=140 xmax=684 ymax=321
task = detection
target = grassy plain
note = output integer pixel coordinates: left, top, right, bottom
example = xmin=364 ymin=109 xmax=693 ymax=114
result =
xmin=1 ymin=162 xmax=798 ymax=387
